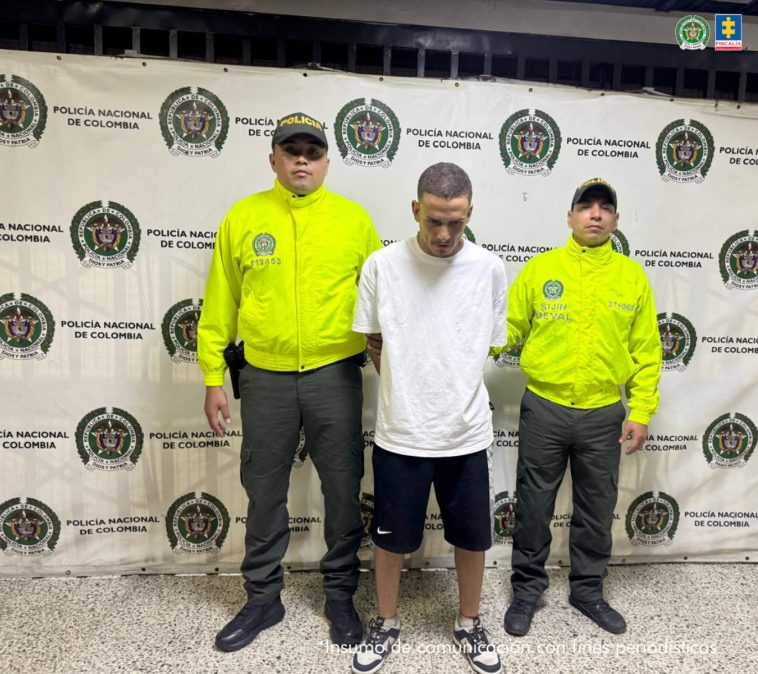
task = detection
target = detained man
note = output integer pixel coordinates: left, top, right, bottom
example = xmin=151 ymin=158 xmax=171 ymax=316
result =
xmin=351 ymin=163 xmax=508 ymax=674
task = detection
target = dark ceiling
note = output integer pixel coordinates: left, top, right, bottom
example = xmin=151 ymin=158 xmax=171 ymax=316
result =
xmin=551 ymin=0 xmax=758 ymax=15
xmin=1 ymin=0 xmax=754 ymax=101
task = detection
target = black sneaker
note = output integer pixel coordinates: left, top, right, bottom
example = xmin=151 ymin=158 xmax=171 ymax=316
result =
xmin=351 ymin=617 xmax=400 ymax=674
xmin=325 ymin=598 xmax=363 ymax=646
xmin=503 ymin=597 xmax=537 ymax=636
xmin=569 ymin=595 xmax=627 ymax=634
xmin=453 ymin=615 xmax=502 ymax=674
xmin=215 ymin=596 xmax=285 ymax=652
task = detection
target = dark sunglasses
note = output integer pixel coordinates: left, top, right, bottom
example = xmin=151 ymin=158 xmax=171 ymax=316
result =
xmin=280 ymin=143 xmax=326 ymax=160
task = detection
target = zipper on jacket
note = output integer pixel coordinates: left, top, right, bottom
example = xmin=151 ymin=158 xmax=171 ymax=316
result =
xmin=292 ymin=209 xmax=303 ymax=370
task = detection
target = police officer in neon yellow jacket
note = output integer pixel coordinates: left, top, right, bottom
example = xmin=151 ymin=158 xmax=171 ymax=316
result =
xmin=198 ymin=112 xmax=381 ymax=653
xmin=502 ymin=178 xmax=661 ymax=638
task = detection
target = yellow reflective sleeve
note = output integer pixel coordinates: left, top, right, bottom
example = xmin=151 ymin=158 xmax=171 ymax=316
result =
xmin=197 ymin=215 xmax=242 ymax=387
xmin=505 ymin=263 xmax=534 ymax=350
xmin=625 ymin=279 xmax=662 ymax=425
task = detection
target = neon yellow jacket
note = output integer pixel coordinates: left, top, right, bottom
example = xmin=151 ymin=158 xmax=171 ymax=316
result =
xmin=198 ymin=179 xmax=382 ymax=385
xmin=506 ymin=236 xmax=661 ymax=424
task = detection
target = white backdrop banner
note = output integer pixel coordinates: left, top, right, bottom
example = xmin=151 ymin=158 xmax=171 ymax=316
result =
xmin=1 ymin=50 xmax=757 ymax=576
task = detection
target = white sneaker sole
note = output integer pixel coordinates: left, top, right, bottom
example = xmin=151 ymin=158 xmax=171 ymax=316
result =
xmin=351 ymin=638 xmax=398 ymax=674
xmin=453 ymin=634 xmax=502 ymax=674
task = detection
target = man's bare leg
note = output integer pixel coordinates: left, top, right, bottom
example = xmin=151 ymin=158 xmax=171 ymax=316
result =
xmin=375 ymin=545 xmax=405 ymax=618
xmin=455 ymin=547 xmax=484 ymax=618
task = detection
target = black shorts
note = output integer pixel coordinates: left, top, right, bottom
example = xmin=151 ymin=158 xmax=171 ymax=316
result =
xmin=371 ymin=445 xmax=492 ymax=554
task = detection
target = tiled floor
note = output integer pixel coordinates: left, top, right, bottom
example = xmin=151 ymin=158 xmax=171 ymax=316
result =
xmin=2 ymin=565 xmax=756 ymax=674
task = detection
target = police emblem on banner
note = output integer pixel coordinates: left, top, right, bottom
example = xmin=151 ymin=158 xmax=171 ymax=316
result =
xmin=0 ymin=293 xmax=54 ymax=361
xmin=461 ymin=227 xmax=476 ymax=243
xmin=656 ymin=119 xmax=714 ymax=184
xmin=499 ymin=109 xmax=561 ymax=177
xmin=462 ymin=227 xmax=476 ymax=244
xmin=702 ymin=412 xmax=756 ymax=469
xmin=493 ymin=343 xmax=523 ymax=369
xmin=609 ymin=230 xmax=630 ymax=256
xmin=76 ymin=407 xmax=144 ymax=471
xmin=0 ymin=75 xmax=47 ymax=148
xmin=159 ymin=87 xmax=229 ymax=158
xmin=359 ymin=492 xmax=374 ymax=551
xmin=626 ymin=491 xmax=679 ymax=546
xmin=658 ymin=312 xmax=696 ymax=372
xmin=292 ymin=428 xmax=308 ymax=468
xmin=675 ymin=15 xmax=710 ymax=50
xmin=166 ymin=492 xmax=230 ymax=554
xmin=70 ymin=201 xmax=141 ymax=269
xmin=493 ymin=491 xmax=517 ymax=545
xmin=719 ymin=230 xmax=758 ymax=290
xmin=162 ymin=299 xmax=202 ymax=363
xmin=334 ymin=98 xmax=400 ymax=168
xmin=0 ymin=497 xmax=60 ymax=556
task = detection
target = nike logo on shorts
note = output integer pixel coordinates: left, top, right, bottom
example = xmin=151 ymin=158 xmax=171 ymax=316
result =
xmin=376 ymin=527 xmax=392 ymax=534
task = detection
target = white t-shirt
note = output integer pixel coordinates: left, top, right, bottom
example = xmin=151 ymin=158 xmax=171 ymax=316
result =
xmin=353 ymin=236 xmax=508 ymax=457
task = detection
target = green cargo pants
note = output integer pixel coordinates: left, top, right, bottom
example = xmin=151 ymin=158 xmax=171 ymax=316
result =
xmin=511 ymin=389 xmax=626 ymax=603
xmin=238 ymin=358 xmax=365 ymax=605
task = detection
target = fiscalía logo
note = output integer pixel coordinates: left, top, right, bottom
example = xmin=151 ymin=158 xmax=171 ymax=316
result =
xmin=159 ymin=87 xmax=229 ymax=158
xmin=656 ymin=119 xmax=714 ymax=184
xmin=359 ymin=492 xmax=374 ymax=551
xmin=0 ymin=293 xmax=54 ymax=361
xmin=166 ymin=491 xmax=230 ymax=554
xmin=253 ymin=232 xmax=276 ymax=256
xmin=702 ymin=412 xmax=756 ymax=469
xmin=542 ymin=279 xmax=564 ymax=300
xmin=70 ymin=201 xmax=141 ymax=269
xmin=493 ymin=343 xmax=523 ymax=369
xmin=162 ymin=299 xmax=202 ymax=363
xmin=0 ymin=497 xmax=60 ymax=556
xmin=626 ymin=490 xmax=679 ymax=546
xmin=715 ymin=14 xmax=743 ymax=51
xmin=335 ymin=98 xmax=400 ymax=168
xmin=719 ymin=230 xmax=758 ymax=290
xmin=499 ymin=109 xmax=561 ymax=177
xmin=76 ymin=407 xmax=144 ymax=471
xmin=675 ymin=15 xmax=710 ymax=50
xmin=658 ymin=312 xmax=696 ymax=372
xmin=292 ymin=428 xmax=308 ymax=468
xmin=609 ymin=230 xmax=630 ymax=256
xmin=493 ymin=491 xmax=517 ymax=545
xmin=0 ymin=75 xmax=47 ymax=148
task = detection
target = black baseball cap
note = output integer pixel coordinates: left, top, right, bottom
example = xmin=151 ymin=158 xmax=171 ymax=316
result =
xmin=571 ymin=178 xmax=617 ymax=209
xmin=271 ymin=112 xmax=328 ymax=148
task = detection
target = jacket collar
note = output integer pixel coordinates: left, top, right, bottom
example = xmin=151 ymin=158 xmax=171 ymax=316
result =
xmin=565 ymin=234 xmax=613 ymax=263
xmin=274 ymin=179 xmax=326 ymax=209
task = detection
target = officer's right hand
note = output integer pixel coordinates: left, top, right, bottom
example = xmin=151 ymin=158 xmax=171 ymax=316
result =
xmin=619 ymin=420 xmax=647 ymax=455
xmin=205 ymin=386 xmax=231 ymax=436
